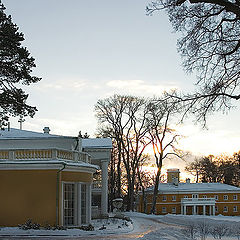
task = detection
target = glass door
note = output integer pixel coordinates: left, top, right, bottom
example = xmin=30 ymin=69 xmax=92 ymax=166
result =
xmin=81 ymin=184 xmax=87 ymax=224
xmin=63 ymin=183 xmax=75 ymax=226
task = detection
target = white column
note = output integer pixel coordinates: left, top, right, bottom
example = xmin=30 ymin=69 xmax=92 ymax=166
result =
xmin=52 ymin=149 xmax=57 ymax=159
xmin=212 ymin=205 xmax=215 ymax=216
xmin=77 ymin=183 xmax=82 ymax=226
xmin=181 ymin=205 xmax=183 ymax=215
xmin=101 ymin=160 xmax=108 ymax=215
xmin=209 ymin=205 xmax=212 ymax=215
xmin=9 ymin=150 xmax=15 ymax=160
xmin=86 ymin=183 xmax=92 ymax=224
xmin=184 ymin=205 xmax=187 ymax=215
xmin=193 ymin=205 xmax=197 ymax=215
xmin=74 ymin=184 xmax=78 ymax=225
xmin=203 ymin=205 xmax=206 ymax=215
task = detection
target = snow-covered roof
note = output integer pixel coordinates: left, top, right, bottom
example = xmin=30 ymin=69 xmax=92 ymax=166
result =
xmin=0 ymin=160 xmax=99 ymax=170
xmin=146 ymin=183 xmax=240 ymax=193
xmin=0 ymin=128 xmax=67 ymax=139
xmin=82 ymin=138 xmax=112 ymax=149
xmin=0 ymin=128 xmax=112 ymax=149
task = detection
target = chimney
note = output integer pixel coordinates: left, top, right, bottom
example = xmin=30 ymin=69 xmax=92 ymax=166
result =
xmin=167 ymin=169 xmax=180 ymax=184
xmin=43 ymin=127 xmax=50 ymax=134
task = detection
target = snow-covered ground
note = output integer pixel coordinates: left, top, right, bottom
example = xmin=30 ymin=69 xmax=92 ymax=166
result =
xmin=0 ymin=217 xmax=133 ymax=237
xmin=126 ymin=212 xmax=240 ymax=240
xmin=1 ymin=213 xmax=240 ymax=239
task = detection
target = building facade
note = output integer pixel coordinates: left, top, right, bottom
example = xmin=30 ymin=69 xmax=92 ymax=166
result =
xmin=139 ymin=169 xmax=240 ymax=216
xmin=0 ymin=127 xmax=112 ymax=227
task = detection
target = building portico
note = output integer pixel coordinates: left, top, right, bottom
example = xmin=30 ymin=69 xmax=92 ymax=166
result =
xmin=181 ymin=198 xmax=216 ymax=215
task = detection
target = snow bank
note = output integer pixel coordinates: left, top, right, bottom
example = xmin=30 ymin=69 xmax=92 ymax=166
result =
xmin=0 ymin=218 xmax=133 ymax=237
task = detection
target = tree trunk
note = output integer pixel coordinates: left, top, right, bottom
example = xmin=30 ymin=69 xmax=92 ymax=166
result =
xmin=116 ymin=142 xmax=122 ymax=198
xmin=126 ymin=173 xmax=132 ymax=211
xmin=130 ymin=174 xmax=136 ymax=211
xmin=137 ymin=166 xmax=147 ymax=213
xmin=150 ymin=167 xmax=161 ymax=214
xmin=142 ymin=188 xmax=147 ymax=213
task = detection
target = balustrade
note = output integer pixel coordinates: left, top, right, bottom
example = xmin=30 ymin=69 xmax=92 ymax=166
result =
xmin=0 ymin=148 xmax=91 ymax=163
xmin=0 ymin=151 xmax=9 ymax=160
xmin=181 ymin=197 xmax=215 ymax=203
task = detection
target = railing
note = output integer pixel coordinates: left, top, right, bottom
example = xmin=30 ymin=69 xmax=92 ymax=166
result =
xmin=0 ymin=150 xmax=9 ymax=160
xmin=181 ymin=198 xmax=215 ymax=204
xmin=0 ymin=148 xmax=91 ymax=163
xmin=15 ymin=149 xmax=52 ymax=160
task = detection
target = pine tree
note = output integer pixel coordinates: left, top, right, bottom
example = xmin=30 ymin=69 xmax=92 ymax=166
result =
xmin=0 ymin=1 xmax=41 ymax=127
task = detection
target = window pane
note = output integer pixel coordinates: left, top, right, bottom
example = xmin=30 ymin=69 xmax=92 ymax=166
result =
xmin=63 ymin=183 xmax=75 ymax=226
xmin=81 ymin=184 xmax=87 ymax=224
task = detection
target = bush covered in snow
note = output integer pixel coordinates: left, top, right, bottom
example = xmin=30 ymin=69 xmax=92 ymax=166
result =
xmin=181 ymin=219 xmax=234 ymax=239
xmin=18 ymin=219 xmax=67 ymax=231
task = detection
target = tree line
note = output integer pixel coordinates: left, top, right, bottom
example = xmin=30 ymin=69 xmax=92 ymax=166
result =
xmin=186 ymin=152 xmax=240 ymax=186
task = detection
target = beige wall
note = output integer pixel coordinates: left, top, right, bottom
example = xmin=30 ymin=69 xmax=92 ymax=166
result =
xmin=0 ymin=169 xmax=93 ymax=227
xmin=61 ymin=171 xmax=92 ymax=182
xmin=0 ymin=170 xmax=57 ymax=227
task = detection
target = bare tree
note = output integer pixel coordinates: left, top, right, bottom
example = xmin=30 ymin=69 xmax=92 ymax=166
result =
xmin=95 ymin=95 xmax=151 ymax=211
xmin=146 ymin=98 xmax=183 ymax=214
xmin=231 ymin=223 xmax=240 ymax=240
xmin=95 ymin=95 xmax=185 ymax=212
xmin=185 ymin=158 xmax=201 ymax=183
xmin=210 ymin=223 xmax=230 ymax=239
xmin=136 ymin=154 xmax=155 ymax=213
xmin=181 ymin=221 xmax=198 ymax=239
xmin=197 ymin=220 xmax=210 ymax=240
xmin=95 ymin=95 xmax=131 ymax=199
xmin=186 ymin=153 xmax=240 ymax=185
xmin=147 ymin=0 xmax=240 ymax=126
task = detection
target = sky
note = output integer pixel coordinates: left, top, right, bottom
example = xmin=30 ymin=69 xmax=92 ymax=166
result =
xmin=3 ymin=0 xmax=240 ymax=158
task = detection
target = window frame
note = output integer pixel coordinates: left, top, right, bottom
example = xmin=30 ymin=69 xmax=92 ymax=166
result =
xmin=172 ymin=207 xmax=176 ymax=214
xmin=62 ymin=181 xmax=90 ymax=226
xmin=162 ymin=195 xmax=167 ymax=201
xmin=162 ymin=207 xmax=167 ymax=213
xmin=223 ymin=195 xmax=228 ymax=201
xmin=223 ymin=206 xmax=228 ymax=212
xmin=192 ymin=194 xmax=199 ymax=198
xmin=233 ymin=206 xmax=238 ymax=212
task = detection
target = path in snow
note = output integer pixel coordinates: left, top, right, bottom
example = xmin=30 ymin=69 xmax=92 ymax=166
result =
xmin=2 ymin=213 xmax=240 ymax=240
xmin=0 ymin=217 xmax=188 ymax=240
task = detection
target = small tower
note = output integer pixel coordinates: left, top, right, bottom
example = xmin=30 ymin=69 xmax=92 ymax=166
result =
xmin=43 ymin=127 xmax=50 ymax=134
xmin=167 ymin=168 xmax=180 ymax=184
xmin=18 ymin=116 xmax=25 ymax=130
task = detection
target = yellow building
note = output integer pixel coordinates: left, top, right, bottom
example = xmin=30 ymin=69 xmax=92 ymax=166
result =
xmin=0 ymin=127 xmax=112 ymax=227
xmin=139 ymin=169 xmax=240 ymax=216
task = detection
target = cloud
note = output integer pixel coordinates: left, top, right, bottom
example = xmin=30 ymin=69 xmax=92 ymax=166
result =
xmin=106 ymin=79 xmax=179 ymax=96
xmin=29 ymin=78 xmax=88 ymax=92
xmin=177 ymin=124 xmax=240 ymax=156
